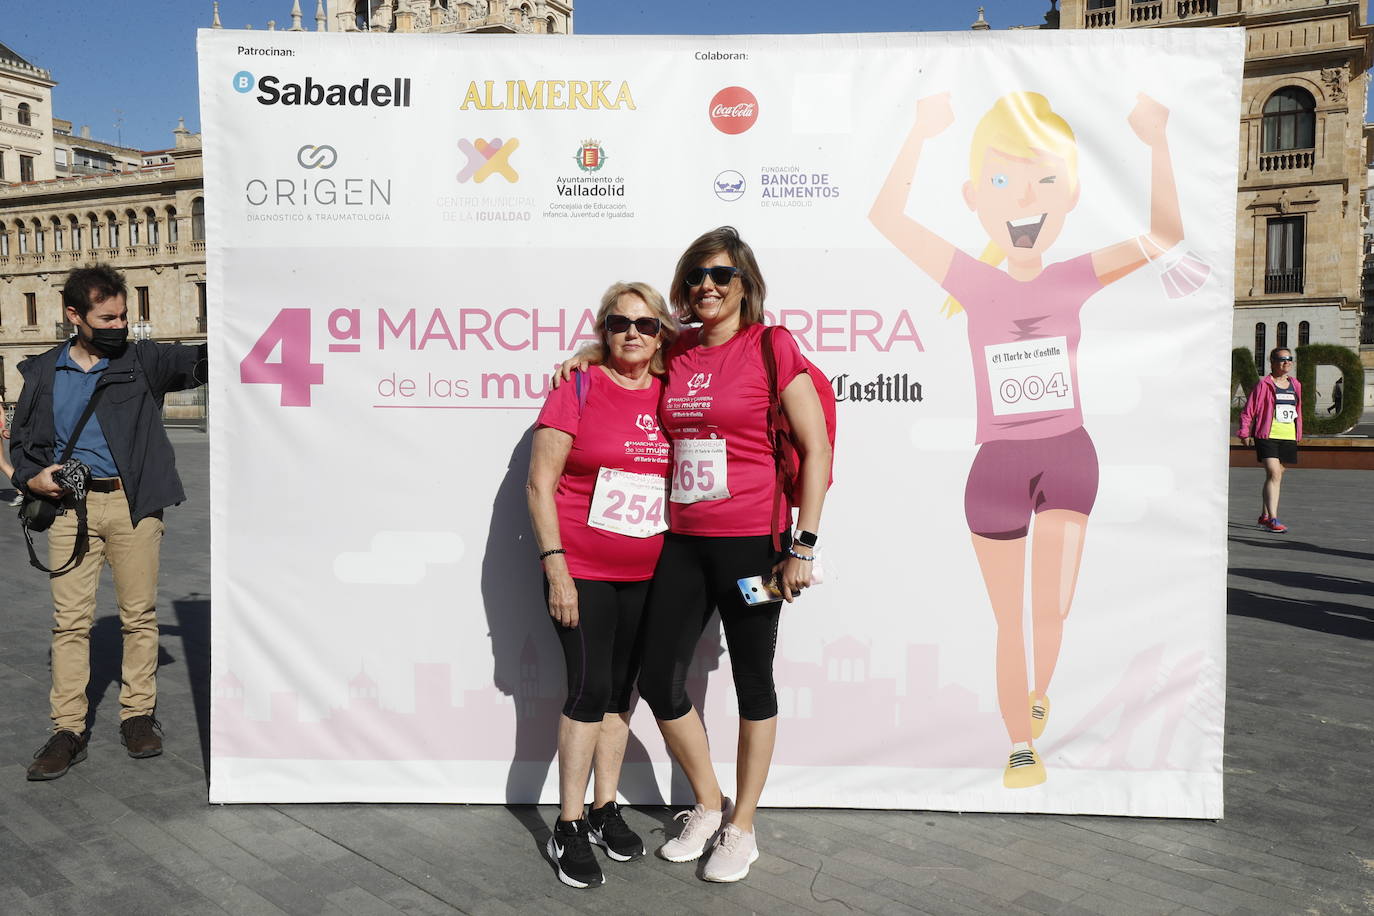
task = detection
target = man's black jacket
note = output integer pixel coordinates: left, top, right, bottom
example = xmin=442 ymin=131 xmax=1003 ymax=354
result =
xmin=9 ymin=339 xmax=208 ymax=524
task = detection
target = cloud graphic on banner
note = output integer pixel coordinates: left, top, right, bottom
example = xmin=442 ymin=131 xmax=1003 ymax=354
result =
xmin=333 ymin=532 xmax=465 ymax=585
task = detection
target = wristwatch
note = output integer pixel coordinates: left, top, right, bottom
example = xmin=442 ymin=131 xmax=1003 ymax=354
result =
xmin=794 ymin=529 xmax=819 ymax=549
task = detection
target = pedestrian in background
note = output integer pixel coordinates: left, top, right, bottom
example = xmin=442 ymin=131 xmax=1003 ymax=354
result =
xmin=1238 ymin=347 xmax=1301 ymax=533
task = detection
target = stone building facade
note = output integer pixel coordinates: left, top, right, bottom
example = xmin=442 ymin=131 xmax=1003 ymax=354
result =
xmin=323 ymin=0 xmax=573 ymax=34
xmin=1058 ymin=0 xmax=1373 ymax=371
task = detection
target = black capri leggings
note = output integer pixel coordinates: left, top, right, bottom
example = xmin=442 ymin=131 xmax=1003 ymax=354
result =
xmin=547 ymin=577 xmax=650 ymax=723
xmin=637 ymin=532 xmax=786 ymax=722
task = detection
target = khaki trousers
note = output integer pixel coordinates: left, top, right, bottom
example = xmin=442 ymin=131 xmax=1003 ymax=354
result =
xmin=48 ymin=488 xmax=164 ymax=733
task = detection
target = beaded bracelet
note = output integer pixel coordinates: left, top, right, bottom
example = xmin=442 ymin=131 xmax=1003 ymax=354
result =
xmin=538 ymin=548 xmax=566 ymax=561
xmin=786 ymin=547 xmax=814 ymax=561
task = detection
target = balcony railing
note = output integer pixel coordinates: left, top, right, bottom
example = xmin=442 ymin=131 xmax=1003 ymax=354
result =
xmin=1086 ymin=7 xmax=1117 ymax=27
xmin=1176 ymin=0 xmax=1217 ymax=17
xmin=1259 ymin=150 xmax=1314 ymax=172
xmin=1265 ymin=270 xmax=1304 ymax=294
xmin=1130 ymin=1 xmax=1164 ymax=23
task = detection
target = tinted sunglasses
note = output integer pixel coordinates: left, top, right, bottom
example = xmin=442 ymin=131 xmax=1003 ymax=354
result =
xmin=604 ymin=314 xmax=662 ymax=336
xmin=684 ymin=265 xmax=740 ymax=287
xmin=1273 ymin=356 xmax=1294 ymax=363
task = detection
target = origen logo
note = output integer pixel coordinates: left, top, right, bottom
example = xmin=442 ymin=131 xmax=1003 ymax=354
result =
xmin=686 ymin=372 xmax=713 ymax=396
xmin=709 ymin=86 xmax=758 ymax=135
xmin=457 ymin=138 xmax=520 ymax=183
xmin=233 ymin=71 xmax=255 ymax=93
xmin=635 ymin=414 xmax=659 ymax=440
xmin=296 ymin=145 xmax=338 ymax=169
xmin=714 ymin=170 xmax=745 ymax=202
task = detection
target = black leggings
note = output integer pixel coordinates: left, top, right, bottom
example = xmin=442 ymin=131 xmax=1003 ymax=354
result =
xmin=637 ymin=532 xmax=786 ymax=722
xmin=548 ymin=577 xmax=650 ymax=723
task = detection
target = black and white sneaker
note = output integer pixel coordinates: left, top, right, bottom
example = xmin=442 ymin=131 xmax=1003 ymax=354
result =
xmin=588 ymin=801 xmax=644 ymax=861
xmin=546 ymin=819 xmax=604 ymax=888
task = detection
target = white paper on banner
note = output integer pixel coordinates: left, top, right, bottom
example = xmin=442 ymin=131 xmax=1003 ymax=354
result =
xmin=202 ymin=27 xmax=1240 ymax=816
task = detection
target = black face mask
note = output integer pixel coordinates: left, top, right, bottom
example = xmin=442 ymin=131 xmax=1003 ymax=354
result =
xmin=83 ymin=326 xmax=129 ymax=357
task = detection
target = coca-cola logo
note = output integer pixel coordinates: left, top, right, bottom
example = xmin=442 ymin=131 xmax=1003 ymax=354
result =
xmin=709 ymin=86 xmax=758 ymax=135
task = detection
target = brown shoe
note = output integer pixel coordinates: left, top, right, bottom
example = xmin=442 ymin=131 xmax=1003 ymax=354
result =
xmin=119 ymin=715 xmax=163 ymax=758
xmin=27 ymin=730 xmax=89 ymax=781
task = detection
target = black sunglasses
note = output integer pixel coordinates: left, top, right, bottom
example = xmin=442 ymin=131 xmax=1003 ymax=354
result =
xmin=1273 ymin=356 xmax=1294 ymax=363
xmin=684 ymin=265 xmax=740 ymax=287
xmin=604 ymin=314 xmax=662 ymax=336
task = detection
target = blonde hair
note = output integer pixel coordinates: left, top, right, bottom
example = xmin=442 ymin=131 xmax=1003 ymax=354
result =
xmin=944 ymin=92 xmax=1078 ymax=317
xmin=595 ymin=281 xmax=678 ymax=375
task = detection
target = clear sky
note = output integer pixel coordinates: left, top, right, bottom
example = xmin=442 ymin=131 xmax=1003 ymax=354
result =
xmin=0 ymin=1 xmax=1364 ymax=152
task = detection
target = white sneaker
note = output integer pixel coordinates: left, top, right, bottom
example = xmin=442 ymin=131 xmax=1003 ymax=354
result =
xmin=702 ymin=823 xmax=759 ymax=883
xmin=657 ymin=796 xmax=732 ymax=863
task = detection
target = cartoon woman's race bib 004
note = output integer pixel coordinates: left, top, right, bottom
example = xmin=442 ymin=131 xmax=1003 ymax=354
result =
xmin=588 ymin=469 xmax=669 ymax=539
xmin=984 ymin=336 xmax=1075 ymax=417
xmin=670 ymin=438 xmax=730 ymax=504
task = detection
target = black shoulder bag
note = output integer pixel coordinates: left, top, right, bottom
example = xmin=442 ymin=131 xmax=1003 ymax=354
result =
xmin=18 ymin=384 xmax=105 ymax=573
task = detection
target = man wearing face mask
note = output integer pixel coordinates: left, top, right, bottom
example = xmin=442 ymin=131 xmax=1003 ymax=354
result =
xmin=8 ymin=264 xmax=207 ymax=780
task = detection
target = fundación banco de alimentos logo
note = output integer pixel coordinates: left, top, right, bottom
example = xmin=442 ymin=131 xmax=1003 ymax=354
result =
xmin=457 ymin=138 xmax=520 ymax=183
xmin=296 ymin=144 xmax=338 ymax=170
xmin=714 ymin=170 xmax=746 ymax=202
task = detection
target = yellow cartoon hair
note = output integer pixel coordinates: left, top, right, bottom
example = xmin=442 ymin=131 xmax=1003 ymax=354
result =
xmin=943 ymin=92 xmax=1079 ymax=317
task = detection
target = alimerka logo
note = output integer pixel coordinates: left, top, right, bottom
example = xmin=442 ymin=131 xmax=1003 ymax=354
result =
xmin=460 ymin=80 xmax=636 ymax=110
xmin=709 ymin=86 xmax=758 ymax=135
xmin=233 ymin=70 xmax=412 ymax=107
xmin=457 ymin=138 xmax=519 ymax=184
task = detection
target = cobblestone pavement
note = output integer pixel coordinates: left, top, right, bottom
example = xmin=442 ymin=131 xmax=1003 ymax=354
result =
xmin=1 ymin=431 xmax=1370 ymax=914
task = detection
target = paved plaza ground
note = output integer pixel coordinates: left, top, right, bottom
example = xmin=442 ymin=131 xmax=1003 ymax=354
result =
xmin=0 ymin=429 xmax=1370 ymax=915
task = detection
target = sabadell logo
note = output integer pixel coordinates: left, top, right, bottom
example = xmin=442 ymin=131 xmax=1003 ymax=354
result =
xmin=232 ymin=70 xmax=412 ymax=107
xmin=709 ymin=86 xmax=758 ymax=135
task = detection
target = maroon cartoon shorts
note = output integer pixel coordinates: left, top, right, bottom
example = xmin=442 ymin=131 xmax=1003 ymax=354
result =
xmin=964 ymin=426 xmax=1099 ymax=540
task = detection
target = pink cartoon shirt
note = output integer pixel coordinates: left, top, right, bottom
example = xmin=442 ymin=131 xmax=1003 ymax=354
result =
xmin=941 ymin=250 xmax=1103 ymax=444
xmin=660 ymin=323 xmax=809 ymax=537
xmin=536 ymin=368 xmax=670 ymax=581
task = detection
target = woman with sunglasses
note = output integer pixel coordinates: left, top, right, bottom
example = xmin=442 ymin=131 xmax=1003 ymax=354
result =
xmin=642 ymin=226 xmax=830 ymax=883
xmin=527 ymin=281 xmax=677 ymax=888
xmin=1238 ymin=347 xmax=1302 ymax=533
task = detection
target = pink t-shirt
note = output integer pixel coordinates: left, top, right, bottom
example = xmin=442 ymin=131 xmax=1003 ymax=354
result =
xmin=536 ymin=368 xmax=670 ymax=581
xmin=660 ymin=323 xmax=809 ymax=537
xmin=941 ymin=250 xmax=1103 ymax=444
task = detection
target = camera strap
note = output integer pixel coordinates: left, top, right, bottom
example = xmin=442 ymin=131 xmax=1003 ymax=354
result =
xmin=22 ymin=382 xmax=107 ymax=574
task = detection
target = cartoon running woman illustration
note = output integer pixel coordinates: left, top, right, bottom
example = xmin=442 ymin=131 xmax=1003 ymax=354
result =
xmin=869 ymin=91 xmax=1184 ymax=788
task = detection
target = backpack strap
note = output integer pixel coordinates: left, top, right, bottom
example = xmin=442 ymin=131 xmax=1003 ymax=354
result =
xmin=574 ymin=367 xmax=589 ymax=415
xmin=760 ymin=326 xmax=787 ymax=552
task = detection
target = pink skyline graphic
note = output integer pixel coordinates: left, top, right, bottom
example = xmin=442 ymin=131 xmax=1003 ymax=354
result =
xmin=213 ymin=638 xmax=1218 ymax=770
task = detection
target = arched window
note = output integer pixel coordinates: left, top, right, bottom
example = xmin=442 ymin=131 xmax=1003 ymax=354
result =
xmin=1 ymin=230 xmax=8 ymax=257
xmin=31 ymin=218 xmax=44 ymax=253
xmin=1263 ymin=87 xmax=1316 ymax=153
xmin=17 ymin=102 xmax=31 ymax=126
xmin=105 ymin=212 xmax=119 ymax=248
xmin=1254 ymin=323 xmax=1267 ymax=374
xmin=51 ymin=216 xmax=63 ymax=252
xmin=69 ymin=215 xmax=81 ymax=251
xmin=192 ymin=198 xmax=205 ymax=241
xmin=145 ymin=208 xmax=159 ymax=246
xmin=16 ymin=221 xmax=28 ymax=254
xmin=1298 ymin=320 xmax=1310 ymax=346
xmin=1277 ymin=321 xmax=1288 ymax=349
xmin=89 ymin=214 xmax=101 ymax=249
xmin=126 ymin=209 xmax=140 ymax=246
xmin=165 ymin=205 xmax=178 ymax=243
xmin=546 ymin=15 xmax=556 ymax=33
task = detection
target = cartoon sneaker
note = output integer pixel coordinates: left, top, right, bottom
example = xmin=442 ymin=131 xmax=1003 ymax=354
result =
xmin=1028 ymin=692 xmax=1051 ymax=741
xmin=1003 ymin=745 xmax=1046 ymax=789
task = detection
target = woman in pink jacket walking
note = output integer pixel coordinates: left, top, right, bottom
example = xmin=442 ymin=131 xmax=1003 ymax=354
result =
xmin=1238 ymin=348 xmax=1302 ymax=533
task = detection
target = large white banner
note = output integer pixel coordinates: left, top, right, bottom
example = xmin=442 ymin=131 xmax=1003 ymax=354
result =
xmin=202 ymin=28 xmax=1240 ymax=815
